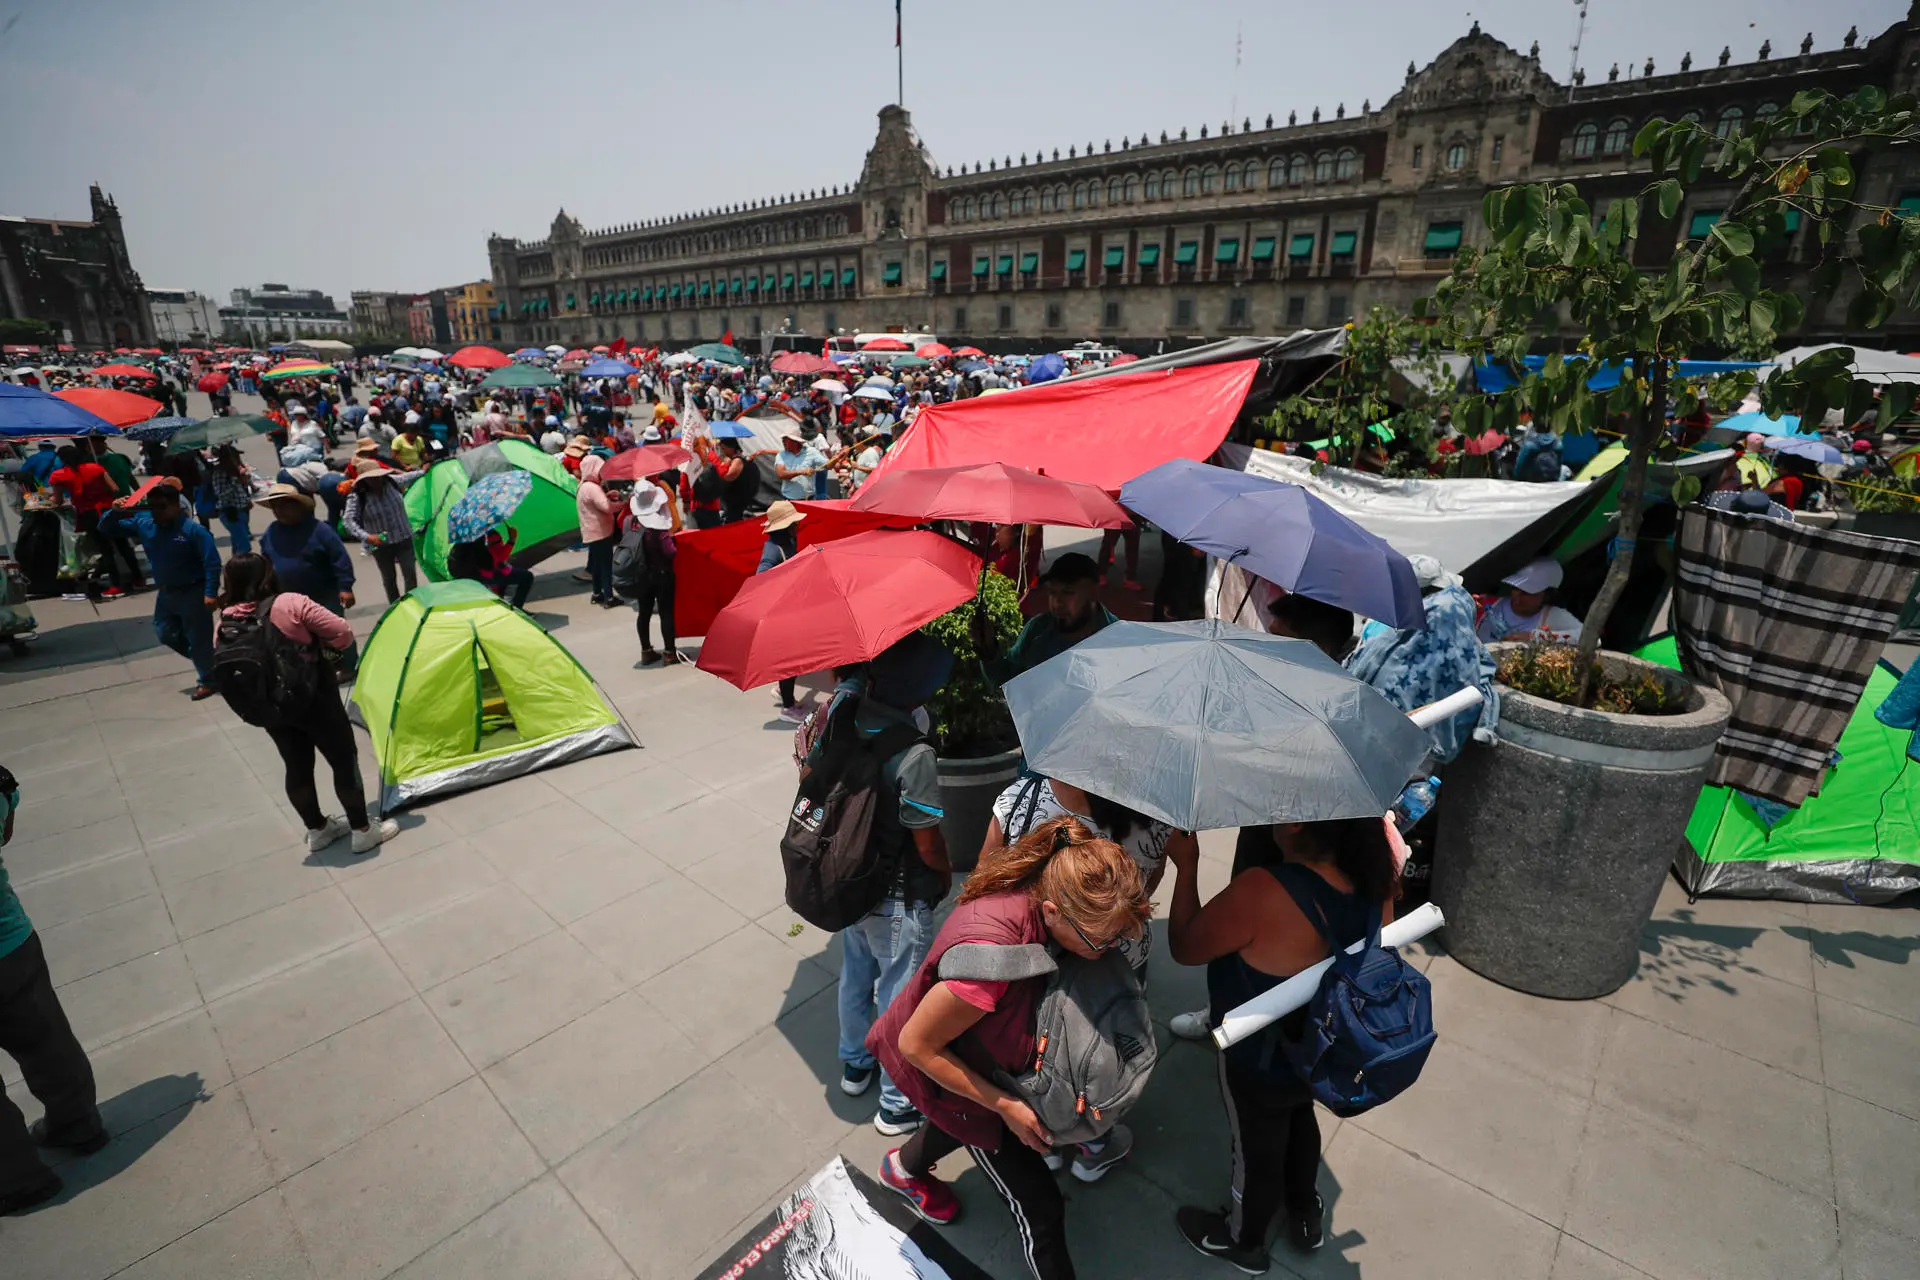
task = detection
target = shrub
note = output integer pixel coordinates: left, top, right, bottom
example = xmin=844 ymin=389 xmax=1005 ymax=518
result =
xmin=920 ymin=569 xmax=1025 ymax=756
xmin=1496 ymin=641 xmax=1686 ymax=716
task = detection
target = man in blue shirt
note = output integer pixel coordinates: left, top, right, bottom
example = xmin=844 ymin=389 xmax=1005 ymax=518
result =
xmin=98 ymin=480 xmax=222 ymax=699
xmin=18 ymin=442 xmax=59 ymax=491
xmin=0 ymin=764 xmax=107 ymax=1215
xmin=981 ymin=552 xmax=1117 ymax=684
xmin=775 ymin=429 xmax=823 ymax=502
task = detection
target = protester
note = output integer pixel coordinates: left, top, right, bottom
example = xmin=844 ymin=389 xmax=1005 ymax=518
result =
xmin=759 ymin=500 xmax=809 ymax=719
xmin=256 ymin=483 xmax=357 ymax=671
xmin=390 ymin=419 xmax=428 ymax=470
xmin=215 ymin=555 xmax=397 ymax=855
xmin=1475 ymin=557 xmax=1583 ymax=643
xmin=49 ymin=444 xmax=137 ymax=597
xmin=1165 ymin=816 xmax=1404 ymax=1270
xmin=97 ymin=481 xmax=221 ymax=699
xmin=577 ymin=454 xmax=619 ymax=606
xmin=0 ymin=764 xmax=107 ymax=1216
xmin=341 ymin=460 xmax=419 ymax=604
xmin=715 ymin=438 xmax=759 ymax=524
xmin=1264 ymin=590 xmax=1357 ymax=661
xmin=775 ymin=429 xmax=823 ymax=501
xmin=981 ymin=552 xmax=1116 ymax=682
xmin=870 ymin=816 xmax=1149 ymax=1278
xmin=205 ymin=444 xmax=255 ymax=553
xmin=625 ymin=481 xmax=681 ymax=664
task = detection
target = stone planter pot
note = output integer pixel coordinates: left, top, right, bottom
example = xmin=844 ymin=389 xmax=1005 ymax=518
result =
xmin=936 ymin=747 xmax=1024 ymax=873
xmin=1433 ymin=647 xmax=1732 ymax=999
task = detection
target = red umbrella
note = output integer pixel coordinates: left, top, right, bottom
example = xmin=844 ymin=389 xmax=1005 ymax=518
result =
xmin=861 ymin=337 xmax=910 ymax=352
xmin=53 ymin=387 xmax=162 ymax=427
xmin=672 ymin=500 xmax=906 ymax=636
xmin=849 ymin=461 xmax=1132 ymax=529
xmin=134 ymin=347 xmax=163 ymax=355
xmin=916 ymin=343 xmax=953 ymax=358
xmin=600 ymin=443 xmax=694 ymax=481
xmin=770 ymin=351 xmax=841 ymax=376
xmin=562 ymin=348 xmax=592 ymax=360
xmin=695 ymin=528 xmax=981 ymax=689
xmin=952 ymin=346 xmax=987 ymax=358
xmin=212 ymin=361 xmax=234 ymax=370
xmin=93 ymin=363 xmax=156 ymax=379
xmin=1108 ymin=353 xmax=1141 ymax=366
xmin=590 ymin=345 xmax=611 ymax=353
xmin=196 ymin=371 xmax=229 ymax=392
xmin=448 ymin=345 xmax=510 ymax=370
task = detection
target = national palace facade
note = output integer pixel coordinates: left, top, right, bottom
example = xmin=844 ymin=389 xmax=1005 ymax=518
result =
xmin=486 ymin=12 xmax=1920 ymax=354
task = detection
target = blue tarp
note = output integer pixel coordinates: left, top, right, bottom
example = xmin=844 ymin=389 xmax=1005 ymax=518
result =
xmin=1472 ymin=356 xmax=1768 ymax=394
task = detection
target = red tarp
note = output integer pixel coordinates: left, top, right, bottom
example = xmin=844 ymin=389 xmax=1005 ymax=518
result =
xmin=672 ymin=500 xmax=906 ymax=638
xmin=869 ymin=360 xmax=1259 ymax=493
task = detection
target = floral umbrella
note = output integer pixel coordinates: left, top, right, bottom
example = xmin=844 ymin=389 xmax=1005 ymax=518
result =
xmin=445 ymin=469 xmax=534 ymax=544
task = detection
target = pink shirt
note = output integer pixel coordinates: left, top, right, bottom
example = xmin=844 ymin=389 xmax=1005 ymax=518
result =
xmin=576 ymin=457 xmax=615 ymax=541
xmin=222 ymin=594 xmax=354 ymax=650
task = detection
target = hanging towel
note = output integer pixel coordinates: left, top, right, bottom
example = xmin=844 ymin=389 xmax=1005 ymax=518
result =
xmin=1673 ymin=505 xmax=1920 ymax=806
xmin=1876 ymin=662 xmax=1920 ymax=762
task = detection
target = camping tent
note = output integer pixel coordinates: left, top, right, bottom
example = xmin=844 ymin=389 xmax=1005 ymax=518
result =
xmin=1638 ymin=636 xmax=1920 ymax=903
xmin=352 ymin=580 xmax=635 ymax=809
xmin=406 ymin=439 xmax=580 ymax=581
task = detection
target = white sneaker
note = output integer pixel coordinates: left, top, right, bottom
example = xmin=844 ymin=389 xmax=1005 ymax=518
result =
xmin=306 ymin=816 xmax=351 ymax=852
xmin=1169 ymin=1009 xmax=1214 ymax=1042
xmin=350 ymin=818 xmax=400 ymax=854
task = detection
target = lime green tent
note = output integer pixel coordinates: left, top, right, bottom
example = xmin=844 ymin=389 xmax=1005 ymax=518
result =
xmin=407 ymin=439 xmax=580 ymax=581
xmin=1637 ymin=636 xmax=1920 ymax=902
xmin=352 ymin=580 xmax=635 ymax=809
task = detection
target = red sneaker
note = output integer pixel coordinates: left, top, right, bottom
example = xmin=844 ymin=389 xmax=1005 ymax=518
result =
xmin=101 ymin=586 xmax=125 ymax=600
xmin=879 ymin=1148 xmax=960 ymax=1225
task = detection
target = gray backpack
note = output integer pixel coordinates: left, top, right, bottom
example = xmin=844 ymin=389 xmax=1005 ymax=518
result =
xmin=939 ymin=941 xmax=1157 ymax=1146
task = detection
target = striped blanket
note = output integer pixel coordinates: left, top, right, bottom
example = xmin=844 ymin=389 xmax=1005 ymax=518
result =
xmin=1674 ymin=505 xmax=1920 ymax=806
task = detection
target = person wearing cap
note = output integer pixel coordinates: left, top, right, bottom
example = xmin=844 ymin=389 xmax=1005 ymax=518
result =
xmin=981 ymin=551 xmax=1117 ymax=684
xmin=1477 ymin=557 xmax=1583 ymax=644
xmin=775 ymin=429 xmax=825 ymax=502
xmin=624 ymin=482 xmax=682 ymax=664
xmin=98 ymin=479 xmax=222 ymax=699
xmin=342 ymin=459 xmax=422 ymax=604
xmin=539 ymin=417 xmax=567 ymax=454
xmin=286 ymin=403 xmax=327 ymax=454
xmin=760 ymin=500 xmax=812 ymax=719
xmin=257 ymin=484 xmax=357 ymax=674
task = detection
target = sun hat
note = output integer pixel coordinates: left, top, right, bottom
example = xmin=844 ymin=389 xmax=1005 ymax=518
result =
xmin=629 ymin=483 xmax=673 ymax=530
xmin=763 ymin=499 xmax=807 ymax=532
xmin=353 ymin=438 xmax=381 ymax=456
xmin=1502 ymin=556 xmax=1564 ymax=594
xmin=641 ymin=425 xmax=663 ymax=443
xmin=563 ymin=435 xmax=591 ymax=457
xmin=253 ymin=481 xmax=315 ymax=511
xmin=352 ymin=458 xmax=390 ymax=478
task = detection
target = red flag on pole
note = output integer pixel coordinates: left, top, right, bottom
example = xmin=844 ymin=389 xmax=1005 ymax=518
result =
xmin=722 ymin=328 xmax=734 ymax=347
xmin=610 ymin=336 xmax=628 ymax=355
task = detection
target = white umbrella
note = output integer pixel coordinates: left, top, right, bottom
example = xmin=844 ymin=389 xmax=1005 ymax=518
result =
xmin=860 ymin=375 xmax=896 ymax=390
xmin=543 ymin=344 xmax=566 ymax=356
xmin=810 ymin=378 xmax=849 ymax=395
xmin=853 ymin=384 xmax=895 ymax=402
xmin=413 ymin=348 xmax=445 ymax=361
xmin=9 ymin=367 xmax=35 ymax=376
xmin=391 ymin=346 xmax=423 ymax=358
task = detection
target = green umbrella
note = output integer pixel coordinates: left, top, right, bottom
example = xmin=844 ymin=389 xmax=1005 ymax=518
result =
xmin=170 ymin=415 xmax=278 ymax=449
xmin=888 ymin=354 xmax=932 ymax=369
xmin=685 ymin=342 xmax=749 ymax=367
xmin=478 ymin=363 xmax=561 ymax=390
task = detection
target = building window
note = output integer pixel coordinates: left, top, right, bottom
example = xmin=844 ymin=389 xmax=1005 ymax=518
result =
xmin=1040 ymin=188 xmax=1056 ymax=213
xmin=1174 ymin=298 xmax=1195 ymax=328
xmin=1755 ymin=102 xmax=1780 ymax=125
xmin=1108 ymin=177 xmax=1124 ymax=203
xmin=1602 ymin=118 xmax=1630 ymax=155
xmin=1182 ymin=168 xmax=1200 ymax=197
xmin=1045 ymin=302 xmax=1063 ymax=328
xmin=1103 ymin=301 xmax=1122 ymax=327
xmin=1288 ymin=155 xmax=1308 ymax=185
xmin=997 ymin=303 xmax=1013 ymax=329
xmin=1716 ymin=106 xmax=1744 ymax=138
xmin=1286 ymin=296 xmax=1307 ymax=326
xmin=1227 ymin=296 xmax=1249 ymax=326
xmin=823 ymin=310 xmax=836 ymax=333
xmin=1572 ymin=123 xmax=1598 ymax=158
xmin=1313 ymin=152 xmax=1334 ymax=182
xmin=1268 ymin=158 xmax=1287 ymax=187
xmin=1328 ymin=294 xmax=1350 ymax=324
xmin=1122 ymin=176 xmax=1138 ymax=202
xmin=1144 ymin=172 xmax=1161 ymax=200
xmin=1073 ymin=183 xmax=1087 ymax=210
xmin=1334 ymin=148 xmax=1358 ymax=180
xmin=1424 ymin=221 xmax=1464 ymax=259
xmin=1445 ymin=143 xmax=1468 ymax=170
xmin=1491 ymin=136 xmax=1504 ymax=162
xmin=953 ymin=305 xmax=968 ymax=330
xmin=1411 ymin=144 xmax=1423 ymax=169
xmin=1224 ymin=165 xmax=1240 ymax=193
xmin=1201 ymin=165 xmax=1219 ymax=194
xmin=1330 ymin=230 xmax=1357 ymax=264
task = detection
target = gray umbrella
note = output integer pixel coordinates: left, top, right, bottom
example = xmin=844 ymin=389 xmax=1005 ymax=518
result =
xmin=1003 ymin=618 xmax=1431 ymax=831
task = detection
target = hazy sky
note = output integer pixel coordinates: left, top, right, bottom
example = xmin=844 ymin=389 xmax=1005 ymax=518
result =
xmin=0 ymin=0 xmax=1905 ymax=309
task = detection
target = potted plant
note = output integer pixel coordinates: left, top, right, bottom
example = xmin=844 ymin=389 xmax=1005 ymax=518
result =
xmin=1420 ymin=86 xmax=1920 ymax=997
xmin=920 ymin=569 xmax=1026 ymax=871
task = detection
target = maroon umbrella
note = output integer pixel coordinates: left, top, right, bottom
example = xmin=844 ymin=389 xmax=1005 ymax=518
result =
xmin=600 ymin=443 xmax=694 ymax=481
xmin=848 ymin=461 xmax=1132 ymax=529
xmin=770 ymin=351 xmax=842 ymax=376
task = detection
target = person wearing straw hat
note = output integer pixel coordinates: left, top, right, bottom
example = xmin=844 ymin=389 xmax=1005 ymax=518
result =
xmin=342 ymin=459 xmax=421 ymax=604
xmin=624 ymin=482 xmax=682 ymax=665
xmin=256 ymin=482 xmax=357 ymax=672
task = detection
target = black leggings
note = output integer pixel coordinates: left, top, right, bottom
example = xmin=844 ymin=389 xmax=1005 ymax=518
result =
xmin=1219 ymin=1058 xmax=1322 ymax=1249
xmin=265 ymin=689 xmax=369 ymax=831
xmin=0 ymin=934 xmax=99 ymax=1195
xmin=634 ymin=570 xmax=676 ymax=655
xmin=901 ymin=1120 xmax=1072 ymax=1280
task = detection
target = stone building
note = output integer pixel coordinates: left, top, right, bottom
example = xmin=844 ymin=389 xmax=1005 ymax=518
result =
xmin=351 ymin=290 xmax=413 ymax=342
xmin=219 ymin=284 xmax=350 ymax=343
xmin=485 ymin=13 xmax=1920 ymax=353
xmin=146 ymin=288 xmax=221 ymax=346
xmin=443 ymin=280 xmax=498 ymax=345
xmin=0 ymin=185 xmax=155 ymax=347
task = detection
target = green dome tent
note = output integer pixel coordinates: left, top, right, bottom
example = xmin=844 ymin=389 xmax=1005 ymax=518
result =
xmin=406 ymin=439 xmax=580 ymax=581
xmin=352 ymin=580 xmax=636 ymax=809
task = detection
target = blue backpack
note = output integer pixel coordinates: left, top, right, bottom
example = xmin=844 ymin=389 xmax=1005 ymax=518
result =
xmin=1281 ymin=898 xmax=1436 ymax=1117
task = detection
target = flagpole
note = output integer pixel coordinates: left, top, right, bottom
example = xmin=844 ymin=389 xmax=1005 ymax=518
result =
xmin=896 ymin=0 xmax=904 ymax=105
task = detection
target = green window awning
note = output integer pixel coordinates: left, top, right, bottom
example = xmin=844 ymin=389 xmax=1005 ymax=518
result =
xmin=1103 ymin=245 xmax=1126 ymax=268
xmin=669 ymin=284 xmax=682 ymax=299
xmin=1019 ymin=253 xmax=1038 ymax=273
xmin=700 ymin=280 xmax=712 ymax=296
xmin=565 ymin=293 xmax=575 ymax=309
xmin=1065 ymin=249 xmax=1086 ymax=271
xmin=883 ymin=262 xmax=903 ymax=284
xmin=1686 ymin=210 xmax=1723 ymax=239
xmin=1250 ymin=237 xmax=1276 ymax=261
xmin=996 ymin=255 xmax=1014 ymax=275
xmin=1898 ymin=194 xmax=1920 ymax=216
xmin=782 ymin=272 xmax=795 ymax=288
xmin=801 ymin=271 xmax=816 ymax=288
xmin=745 ymin=277 xmax=758 ymax=294
xmin=1782 ymin=210 xmax=1801 ymax=234
xmin=589 ymin=290 xmax=601 ymax=305
xmin=641 ymin=287 xmax=653 ymax=301
xmin=929 ymin=261 xmax=948 ymax=280
xmin=1330 ymin=231 xmax=1358 ymax=257
xmin=973 ymin=256 xmax=991 ymax=276
xmin=1137 ymin=243 xmax=1161 ymax=266
xmin=1214 ymin=239 xmax=1240 ymax=263
xmin=538 ymin=298 xmax=549 ymax=311
xmin=1174 ymin=241 xmax=1199 ymax=265
xmin=520 ymin=302 xmax=531 ymax=314
xmin=842 ymin=267 xmax=856 ymax=286
xmin=1423 ymin=223 xmax=1463 ymax=252
xmin=1288 ymin=233 xmax=1315 ymax=259
xmin=763 ymin=274 xmax=777 ymax=291
xmin=731 ymin=277 xmax=743 ymax=295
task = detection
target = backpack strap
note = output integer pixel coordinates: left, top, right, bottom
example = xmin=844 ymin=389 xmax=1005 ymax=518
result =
xmin=1006 ymin=776 xmax=1045 ymax=842
xmin=939 ymin=942 xmax=1058 ymax=983
xmin=1264 ymin=863 xmax=1381 ymax=949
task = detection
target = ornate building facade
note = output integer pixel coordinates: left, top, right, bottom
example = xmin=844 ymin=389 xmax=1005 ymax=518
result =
xmin=0 ymin=185 xmax=155 ymax=347
xmin=486 ymin=12 xmax=1920 ymax=353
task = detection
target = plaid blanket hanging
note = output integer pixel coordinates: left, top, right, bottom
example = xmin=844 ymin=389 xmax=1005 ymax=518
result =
xmin=1673 ymin=505 xmax=1920 ymax=806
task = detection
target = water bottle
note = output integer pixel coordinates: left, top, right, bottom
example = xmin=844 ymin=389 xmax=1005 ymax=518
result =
xmin=1391 ymin=776 xmax=1440 ymax=833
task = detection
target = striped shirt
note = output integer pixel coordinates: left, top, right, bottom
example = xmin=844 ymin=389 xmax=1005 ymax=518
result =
xmin=342 ymin=471 xmax=418 ymax=544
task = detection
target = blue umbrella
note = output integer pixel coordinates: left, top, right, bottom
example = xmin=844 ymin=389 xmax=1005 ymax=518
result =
xmin=1719 ymin=410 xmax=1807 ymax=437
xmin=1764 ymin=436 xmax=1845 ymax=465
xmin=446 ymin=470 xmax=534 ymax=544
xmin=580 ymin=358 xmax=637 ymax=378
xmin=121 ymin=416 xmax=197 ymax=442
xmin=0 ymin=383 xmax=118 ymax=438
xmin=510 ymin=347 xmax=546 ymax=360
xmin=956 ymin=359 xmax=989 ymax=373
xmin=704 ymin=421 xmax=756 ymax=439
xmin=1120 ymin=458 xmax=1425 ymax=629
xmin=1026 ymin=352 xmax=1067 ymax=384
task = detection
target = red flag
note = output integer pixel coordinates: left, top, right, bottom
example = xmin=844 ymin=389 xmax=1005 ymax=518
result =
xmin=610 ymin=335 xmax=629 ymax=355
xmin=722 ymin=328 xmax=734 ymax=347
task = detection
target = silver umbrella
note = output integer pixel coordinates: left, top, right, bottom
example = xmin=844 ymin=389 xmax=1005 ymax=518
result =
xmin=1002 ymin=618 xmax=1431 ymax=831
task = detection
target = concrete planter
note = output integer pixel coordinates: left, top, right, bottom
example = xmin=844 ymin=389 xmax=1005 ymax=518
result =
xmin=936 ymin=747 xmax=1024 ymax=872
xmin=1433 ymin=646 xmax=1732 ymax=999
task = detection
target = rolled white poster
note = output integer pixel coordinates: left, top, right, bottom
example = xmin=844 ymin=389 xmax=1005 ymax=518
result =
xmin=1211 ymin=902 xmax=1447 ymax=1050
xmin=1408 ymin=686 xmax=1484 ymax=730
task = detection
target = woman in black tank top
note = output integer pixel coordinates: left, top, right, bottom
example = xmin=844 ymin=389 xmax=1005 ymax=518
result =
xmin=1163 ymin=817 xmax=1402 ymax=1273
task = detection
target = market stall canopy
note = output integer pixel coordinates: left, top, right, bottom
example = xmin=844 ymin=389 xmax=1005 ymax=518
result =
xmin=93 ymin=363 xmax=155 ymax=380
xmin=1770 ymin=344 xmax=1920 ymax=385
xmin=1473 ymin=355 xmax=1769 ymax=394
xmin=685 ymin=342 xmax=749 ymax=367
xmin=0 ymin=383 xmax=119 ymax=437
xmin=52 ymin=386 xmax=160 ymax=428
xmin=170 ymin=415 xmax=277 ymax=449
xmin=868 ymin=359 xmax=1260 ymax=493
xmin=286 ymin=338 xmax=354 ymax=356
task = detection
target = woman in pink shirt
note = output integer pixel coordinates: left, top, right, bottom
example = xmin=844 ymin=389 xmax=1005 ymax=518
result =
xmin=216 ymin=554 xmax=397 ymax=856
xmin=576 ymin=454 xmax=619 ymax=607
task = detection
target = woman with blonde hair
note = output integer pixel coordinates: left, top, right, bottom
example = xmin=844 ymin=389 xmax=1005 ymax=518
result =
xmin=869 ymin=816 xmax=1150 ymax=1280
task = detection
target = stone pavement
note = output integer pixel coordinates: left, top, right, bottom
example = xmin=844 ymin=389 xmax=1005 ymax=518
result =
xmin=2 ymin=426 xmax=1919 ymax=1277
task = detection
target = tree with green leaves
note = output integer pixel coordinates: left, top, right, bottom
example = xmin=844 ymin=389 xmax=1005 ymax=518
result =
xmin=1422 ymin=85 xmax=1920 ymax=704
xmin=1260 ymin=306 xmax=1459 ymax=469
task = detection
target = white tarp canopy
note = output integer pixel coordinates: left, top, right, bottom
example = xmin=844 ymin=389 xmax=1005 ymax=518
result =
xmin=286 ymin=338 xmax=354 ymax=355
xmin=1770 ymin=344 xmax=1920 ymax=385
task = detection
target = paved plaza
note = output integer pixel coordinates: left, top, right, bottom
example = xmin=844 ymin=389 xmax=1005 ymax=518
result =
xmin=2 ymin=419 xmax=1918 ymax=1279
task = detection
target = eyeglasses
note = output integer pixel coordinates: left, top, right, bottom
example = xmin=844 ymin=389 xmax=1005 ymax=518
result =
xmin=1064 ymin=913 xmax=1117 ymax=955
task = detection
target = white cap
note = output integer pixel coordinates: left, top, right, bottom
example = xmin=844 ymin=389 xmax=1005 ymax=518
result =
xmin=404 ymin=410 xmax=420 ymax=425
xmin=1502 ymin=557 xmax=1563 ymax=594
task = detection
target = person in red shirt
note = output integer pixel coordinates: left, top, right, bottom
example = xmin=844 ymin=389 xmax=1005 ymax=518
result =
xmin=49 ymin=446 xmax=142 ymax=596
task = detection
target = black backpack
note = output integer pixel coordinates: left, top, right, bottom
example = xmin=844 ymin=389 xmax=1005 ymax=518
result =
xmin=211 ymin=596 xmax=321 ymax=728
xmin=610 ymin=527 xmax=647 ymax=600
xmin=692 ymin=463 xmax=726 ymax=502
xmin=780 ymin=696 xmax=925 ymax=931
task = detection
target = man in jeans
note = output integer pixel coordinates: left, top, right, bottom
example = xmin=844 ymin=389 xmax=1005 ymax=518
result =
xmin=98 ymin=481 xmax=222 ymax=700
xmin=829 ymin=635 xmax=954 ymax=1136
xmin=0 ymin=764 xmax=108 ymax=1215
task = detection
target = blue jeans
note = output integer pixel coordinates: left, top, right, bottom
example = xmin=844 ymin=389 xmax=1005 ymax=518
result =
xmin=152 ymin=587 xmax=215 ymax=684
xmin=218 ymin=508 xmax=252 ymax=555
xmin=838 ymin=896 xmax=934 ymax=1115
xmin=317 ymin=473 xmax=347 ymax=525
